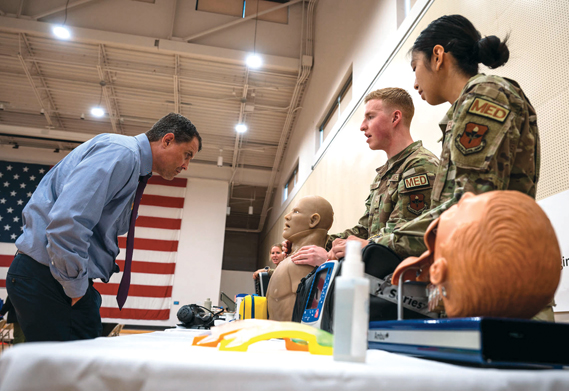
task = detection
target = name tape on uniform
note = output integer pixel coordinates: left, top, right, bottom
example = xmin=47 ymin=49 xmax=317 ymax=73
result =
xmin=468 ymin=97 xmax=510 ymax=123
xmin=404 ymin=174 xmax=429 ymax=190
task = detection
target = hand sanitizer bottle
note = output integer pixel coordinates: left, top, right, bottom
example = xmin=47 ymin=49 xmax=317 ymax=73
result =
xmin=333 ymin=240 xmax=370 ymax=363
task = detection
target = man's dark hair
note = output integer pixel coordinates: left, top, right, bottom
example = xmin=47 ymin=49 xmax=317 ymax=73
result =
xmin=146 ymin=113 xmax=202 ymax=151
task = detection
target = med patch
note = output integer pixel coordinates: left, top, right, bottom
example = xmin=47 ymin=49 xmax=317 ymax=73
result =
xmin=404 ymin=174 xmax=429 ymax=190
xmin=467 ymin=97 xmax=510 ymax=123
xmin=407 ymin=193 xmax=427 ymax=215
xmin=455 ymin=122 xmax=489 ymax=155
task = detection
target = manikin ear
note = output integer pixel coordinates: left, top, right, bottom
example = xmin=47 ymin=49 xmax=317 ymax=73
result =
xmin=429 ymin=257 xmax=448 ymax=285
xmin=308 ymin=213 xmax=321 ymax=229
xmin=391 ymin=110 xmax=402 ymax=127
xmin=162 ymin=133 xmax=175 ymax=148
xmin=432 ymin=45 xmax=445 ymax=71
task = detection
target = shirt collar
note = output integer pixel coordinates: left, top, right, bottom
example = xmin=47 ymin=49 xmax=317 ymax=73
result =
xmin=135 ymin=134 xmax=153 ymax=176
xmin=377 ymin=140 xmax=423 ymax=174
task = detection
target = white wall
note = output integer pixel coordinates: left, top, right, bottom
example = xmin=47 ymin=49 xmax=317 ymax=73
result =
xmin=219 ymin=270 xmax=256 ymax=306
xmin=167 ymin=178 xmax=228 ymax=324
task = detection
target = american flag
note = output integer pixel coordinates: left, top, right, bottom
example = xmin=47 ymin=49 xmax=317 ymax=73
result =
xmin=0 ymin=160 xmax=51 ymax=292
xmin=0 ymin=160 xmax=185 ymax=321
xmin=96 ymin=176 xmax=186 ymax=321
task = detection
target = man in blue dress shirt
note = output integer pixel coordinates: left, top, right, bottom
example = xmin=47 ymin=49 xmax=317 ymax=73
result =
xmin=6 ymin=113 xmax=202 ymax=342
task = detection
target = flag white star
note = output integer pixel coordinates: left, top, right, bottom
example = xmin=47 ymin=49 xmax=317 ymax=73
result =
xmin=17 ymin=199 xmax=24 ymax=205
xmin=20 ymin=183 xmax=26 ymax=188
xmin=30 ymin=175 xmax=36 ymax=181
xmin=6 ymin=165 xmax=12 ymax=171
xmin=26 ymin=192 xmax=32 ymax=197
xmin=3 ymin=182 xmax=8 ymax=187
xmin=13 ymin=216 xmax=19 ymax=222
xmin=7 ymin=207 xmax=13 ymax=213
xmin=0 ymin=172 xmax=3 ymax=178
xmin=0 ymin=198 xmax=5 ymax=204
xmin=20 ymin=225 xmax=24 ymax=231
xmin=39 ymin=168 xmax=45 ymax=174
xmin=10 ymin=234 xmax=17 ymax=240
xmin=3 ymin=225 xmax=10 ymax=231
xmin=0 ymin=216 xmax=3 ymax=221
xmin=13 ymin=174 xmax=19 ymax=180
xmin=23 ymin=167 xmax=29 ymax=172
xmin=10 ymin=191 xmax=16 ymax=196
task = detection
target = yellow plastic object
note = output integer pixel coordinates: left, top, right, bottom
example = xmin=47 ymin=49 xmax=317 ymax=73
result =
xmin=219 ymin=321 xmax=333 ymax=355
xmin=192 ymin=319 xmax=272 ymax=347
xmin=238 ymin=295 xmax=268 ymax=320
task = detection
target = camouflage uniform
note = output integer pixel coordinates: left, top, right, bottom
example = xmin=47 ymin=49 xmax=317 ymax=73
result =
xmin=370 ymin=74 xmax=540 ymax=259
xmin=325 ymin=141 xmax=439 ymax=250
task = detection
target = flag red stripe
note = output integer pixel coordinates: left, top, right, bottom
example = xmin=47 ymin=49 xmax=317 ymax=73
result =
xmin=0 ymin=255 xmax=13 ymax=267
xmin=115 ymin=260 xmax=176 ymax=274
xmin=148 ymin=176 xmax=187 ymax=188
xmin=141 ymin=194 xmax=184 ymax=208
xmin=0 ymin=280 xmax=5 ymax=288
xmin=93 ymin=283 xmax=172 ymax=297
xmin=118 ymin=237 xmax=178 ymax=252
xmin=135 ymin=216 xmax=181 ymax=230
xmin=99 ymin=308 xmax=170 ymax=320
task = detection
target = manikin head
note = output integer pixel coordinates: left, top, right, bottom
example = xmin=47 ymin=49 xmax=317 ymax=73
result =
xmin=283 ymin=196 xmax=334 ymax=251
xmin=392 ymin=191 xmax=561 ymax=319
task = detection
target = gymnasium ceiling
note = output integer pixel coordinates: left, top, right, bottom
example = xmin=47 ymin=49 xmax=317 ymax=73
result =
xmin=0 ymin=0 xmax=316 ymax=231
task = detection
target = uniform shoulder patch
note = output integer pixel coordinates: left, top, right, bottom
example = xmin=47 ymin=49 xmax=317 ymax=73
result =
xmin=407 ymin=193 xmax=427 ymax=215
xmin=404 ymin=174 xmax=429 ymax=190
xmin=455 ymin=123 xmax=489 ymax=155
xmin=467 ymin=97 xmax=510 ymax=123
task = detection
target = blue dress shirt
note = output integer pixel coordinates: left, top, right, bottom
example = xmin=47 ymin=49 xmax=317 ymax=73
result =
xmin=16 ymin=133 xmax=153 ymax=298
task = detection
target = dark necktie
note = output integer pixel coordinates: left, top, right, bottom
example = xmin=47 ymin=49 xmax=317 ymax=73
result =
xmin=117 ymin=174 xmax=151 ymax=309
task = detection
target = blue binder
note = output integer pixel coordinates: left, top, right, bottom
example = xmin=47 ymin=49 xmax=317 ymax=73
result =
xmin=368 ymin=317 xmax=569 ymax=368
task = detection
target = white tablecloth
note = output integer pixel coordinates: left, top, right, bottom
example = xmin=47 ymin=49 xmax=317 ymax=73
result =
xmin=0 ymin=330 xmax=567 ymax=391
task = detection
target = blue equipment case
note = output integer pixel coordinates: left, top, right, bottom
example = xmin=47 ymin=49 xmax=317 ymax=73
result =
xmin=368 ymin=317 xmax=569 ymax=368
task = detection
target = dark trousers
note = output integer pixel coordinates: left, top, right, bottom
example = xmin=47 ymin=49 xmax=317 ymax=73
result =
xmin=6 ymin=253 xmax=103 ymax=342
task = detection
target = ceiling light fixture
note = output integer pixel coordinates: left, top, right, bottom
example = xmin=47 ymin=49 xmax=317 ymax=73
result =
xmin=226 ymin=206 xmax=231 ymax=216
xmin=246 ymin=54 xmax=262 ymax=69
xmin=248 ymin=204 xmax=254 ymax=215
xmin=91 ymin=80 xmax=106 ymax=118
xmin=246 ymin=0 xmax=263 ymax=69
xmin=52 ymin=0 xmax=72 ymax=40
xmin=235 ymin=123 xmax=247 ymax=133
xmin=91 ymin=107 xmax=104 ymax=117
xmin=52 ymin=25 xmax=71 ymax=40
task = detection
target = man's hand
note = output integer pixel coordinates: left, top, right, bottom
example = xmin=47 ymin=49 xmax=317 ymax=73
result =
xmin=291 ymin=245 xmax=328 ymax=267
xmin=329 ymin=236 xmax=369 ymax=259
xmin=281 ymin=240 xmax=292 ymax=257
xmin=71 ymin=296 xmax=83 ymax=306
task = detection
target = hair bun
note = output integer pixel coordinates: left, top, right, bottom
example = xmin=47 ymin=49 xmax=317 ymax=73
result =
xmin=477 ymin=35 xmax=510 ymax=69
